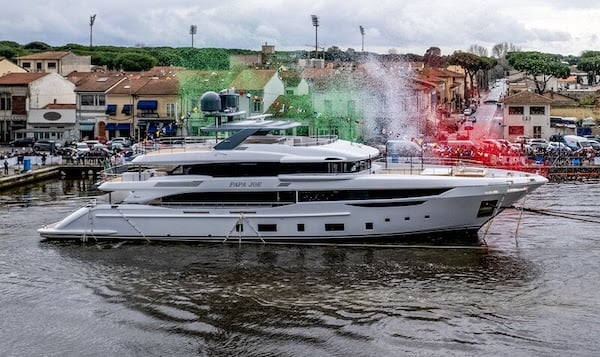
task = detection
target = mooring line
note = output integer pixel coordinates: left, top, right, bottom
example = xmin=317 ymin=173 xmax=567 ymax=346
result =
xmin=512 ymin=206 xmax=600 ymax=224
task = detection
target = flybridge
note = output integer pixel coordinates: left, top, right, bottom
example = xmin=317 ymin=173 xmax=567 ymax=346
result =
xmin=205 ymin=119 xmax=303 ymax=150
xmin=200 ymin=89 xmax=303 ymax=150
xmin=202 ymin=117 xmax=302 ymax=132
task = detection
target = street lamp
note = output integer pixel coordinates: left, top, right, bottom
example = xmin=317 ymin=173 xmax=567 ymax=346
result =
xmin=359 ymin=25 xmax=365 ymax=54
xmin=311 ymin=15 xmax=319 ymax=59
xmin=190 ymin=25 xmax=197 ymax=48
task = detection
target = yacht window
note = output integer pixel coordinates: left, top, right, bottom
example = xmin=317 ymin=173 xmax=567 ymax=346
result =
xmin=365 ymin=222 xmax=373 ymax=230
xmin=181 ymin=160 xmax=372 ymax=176
xmin=325 ymin=223 xmax=344 ymax=231
xmin=298 ymin=188 xmax=449 ymax=202
xmin=161 ymin=191 xmax=296 ymax=205
xmin=257 ymin=224 xmax=277 ymax=232
xmin=297 ymin=224 xmax=305 ymax=232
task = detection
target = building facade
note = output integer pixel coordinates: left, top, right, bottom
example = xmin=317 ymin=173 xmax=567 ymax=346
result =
xmin=0 ymin=72 xmax=75 ymax=143
xmin=502 ymin=91 xmax=553 ymax=141
xmin=16 ymin=51 xmax=91 ymax=76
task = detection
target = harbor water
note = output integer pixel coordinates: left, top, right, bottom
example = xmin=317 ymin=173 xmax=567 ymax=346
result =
xmin=1 ymin=178 xmax=599 ymax=356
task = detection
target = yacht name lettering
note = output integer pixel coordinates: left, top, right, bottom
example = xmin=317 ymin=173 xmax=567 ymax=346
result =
xmin=229 ymin=181 xmax=263 ymax=188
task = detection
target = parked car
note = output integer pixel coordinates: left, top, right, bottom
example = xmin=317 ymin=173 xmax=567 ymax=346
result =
xmin=9 ymin=137 xmax=36 ymax=147
xmin=526 ymin=138 xmax=549 ymax=151
xmin=108 ymin=137 xmax=131 ymax=150
xmin=563 ymin=135 xmax=594 ymax=152
xmin=108 ymin=137 xmax=131 ymax=147
xmin=463 ymin=107 xmax=473 ymax=116
xmin=587 ymin=139 xmax=600 ymax=153
xmin=75 ymin=142 xmax=91 ymax=154
xmin=33 ymin=140 xmax=62 ymax=152
xmin=547 ymin=141 xmax=572 ymax=154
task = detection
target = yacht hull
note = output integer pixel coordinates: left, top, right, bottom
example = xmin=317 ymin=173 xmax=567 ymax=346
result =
xmin=39 ymin=183 xmax=522 ymax=243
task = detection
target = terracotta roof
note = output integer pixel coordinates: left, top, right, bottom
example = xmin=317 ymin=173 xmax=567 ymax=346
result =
xmin=557 ymin=75 xmax=577 ymax=82
xmin=301 ymin=67 xmax=335 ymax=80
xmin=75 ymin=73 xmax=128 ymax=92
xmin=135 ymin=77 xmax=179 ymax=95
xmin=503 ymin=91 xmax=553 ymax=104
xmin=279 ymin=71 xmax=301 ymax=87
xmin=141 ymin=66 xmax=184 ymax=77
xmin=107 ymin=77 xmax=150 ymax=95
xmin=17 ymin=51 xmax=71 ymax=60
xmin=231 ymin=70 xmax=277 ymax=90
xmin=65 ymin=71 xmax=97 ymax=85
xmin=0 ymin=72 xmax=48 ymax=85
xmin=421 ymin=67 xmax=463 ymax=78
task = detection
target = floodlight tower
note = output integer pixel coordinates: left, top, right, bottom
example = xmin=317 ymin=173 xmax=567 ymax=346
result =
xmin=311 ymin=15 xmax=319 ymax=59
xmin=89 ymin=14 xmax=96 ymax=48
xmin=359 ymin=25 xmax=365 ymax=54
xmin=190 ymin=25 xmax=197 ymax=48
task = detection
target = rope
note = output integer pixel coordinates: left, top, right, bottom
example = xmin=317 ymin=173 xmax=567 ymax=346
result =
xmin=82 ymin=200 xmax=97 ymax=243
xmin=514 ymin=194 xmax=527 ymax=247
xmin=224 ymin=213 xmax=265 ymax=244
xmin=116 ymin=206 xmax=150 ymax=243
xmin=514 ymin=206 xmax=600 ymax=224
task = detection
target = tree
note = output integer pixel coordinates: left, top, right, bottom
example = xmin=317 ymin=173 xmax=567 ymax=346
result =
xmin=468 ymin=44 xmax=488 ymax=57
xmin=448 ymin=51 xmax=486 ymax=101
xmin=113 ymin=52 xmax=157 ymax=71
xmin=423 ymin=47 xmax=443 ymax=68
xmin=0 ymin=45 xmax=18 ymax=60
xmin=476 ymin=56 xmax=497 ymax=95
xmin=506 ymin=51 xmax=570 ymax=93
xmin=491 ymin=42 xmax=519 ymax=59
xmin=23 ymin=41 xmax=51 ymax=51
xmin=577 ymin=51 xmax=600 ymax=86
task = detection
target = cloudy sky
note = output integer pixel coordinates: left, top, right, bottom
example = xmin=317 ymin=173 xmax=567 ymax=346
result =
xmin=1 ymin=0 xmax=598 ymax=56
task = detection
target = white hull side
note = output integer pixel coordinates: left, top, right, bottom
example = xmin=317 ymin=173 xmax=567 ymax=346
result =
xmin=39 ymin=188 xmax=505 ymax=243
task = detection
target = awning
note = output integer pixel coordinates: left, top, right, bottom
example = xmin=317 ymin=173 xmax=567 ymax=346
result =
xmin=121 ymin=104 xmax=132 ymax=114
xmin=137 ymin=100 xmax=158 ymax=110
xmin=105 ymin=123 xmax=116 ymax=130
xmin=79 ymin=124 xmax=94 ymax=131
xmin=105 ymin=104 xmax=117 ymax=115
xmin=116 ymin=123 xmax=130 ymax=130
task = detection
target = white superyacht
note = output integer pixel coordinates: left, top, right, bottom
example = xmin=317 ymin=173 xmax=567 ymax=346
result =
xmin=39 ymin=92 xmax=547 ymax=243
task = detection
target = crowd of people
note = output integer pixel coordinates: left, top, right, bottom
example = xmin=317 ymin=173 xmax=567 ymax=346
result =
xmin=1 ymin=141 xmax=134 ymax=176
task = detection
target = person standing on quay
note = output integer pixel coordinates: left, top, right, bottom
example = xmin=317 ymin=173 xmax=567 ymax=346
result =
xmin=4 ymin=158 xmax=8 ymax=175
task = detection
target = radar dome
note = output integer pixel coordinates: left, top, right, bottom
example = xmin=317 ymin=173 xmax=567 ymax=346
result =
xmin=200 ymin=91 xmax=221 ymax=112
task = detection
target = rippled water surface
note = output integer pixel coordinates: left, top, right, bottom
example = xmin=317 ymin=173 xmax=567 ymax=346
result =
xmin=1 ymin=179 xmax=599 ymax=356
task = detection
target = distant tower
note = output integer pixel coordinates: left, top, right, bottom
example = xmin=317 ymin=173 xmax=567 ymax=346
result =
xmin=311 ymin=15 xmax=319 ymax=59
xmin=89 ymin=14 xmax=96 ymax=48
xmin=190 ymin=25 xmax=197 ymax=48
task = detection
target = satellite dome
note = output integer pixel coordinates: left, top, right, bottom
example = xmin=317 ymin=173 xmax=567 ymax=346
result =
xmin=200 ymin=91 xmax=221 ymax=112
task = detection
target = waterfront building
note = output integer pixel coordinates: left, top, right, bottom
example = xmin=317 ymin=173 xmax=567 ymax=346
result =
xmin=16 ymin=51 xmax=92 ymax=76
xmin=0 ymin=72 xmax=75 ymax=143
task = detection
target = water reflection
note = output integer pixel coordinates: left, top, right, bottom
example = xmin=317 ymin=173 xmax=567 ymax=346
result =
xmin=42 ymin=241 xmax=539 ymax=355
xmin=3 ymin=180 xmax=599 ymax=355
xmin=0 ymin=177 xmax=100 ymax=208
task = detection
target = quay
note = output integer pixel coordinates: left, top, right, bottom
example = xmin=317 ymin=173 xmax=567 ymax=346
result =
xmin=0 ymin=164 xmax=103 ymax=191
